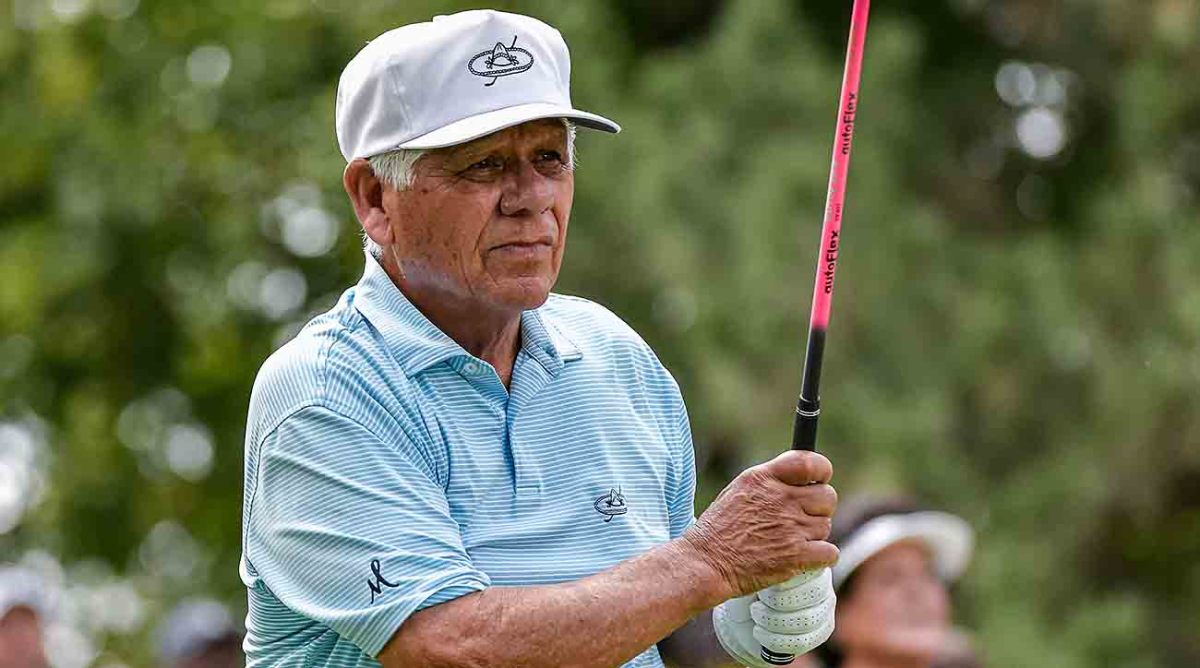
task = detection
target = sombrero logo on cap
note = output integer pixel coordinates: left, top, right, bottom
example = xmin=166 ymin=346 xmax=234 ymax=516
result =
xmin=467 ymin=35 xmax=535 ymax=86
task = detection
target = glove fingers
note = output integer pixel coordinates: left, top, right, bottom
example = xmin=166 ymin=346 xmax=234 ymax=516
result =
xmin=753 ymin=615 xmax=836 ymax=656
xmin=751 ymin=594 xmax=836 ymax=635
xmin=773 ymin=568 xmax=825 ymax=591
xmin=759 ymin=569 xmax=833 ymax=612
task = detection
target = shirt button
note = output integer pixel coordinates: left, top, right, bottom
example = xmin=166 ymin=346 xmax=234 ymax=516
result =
xmin=464 ymin=361 xmax=481 ymax=375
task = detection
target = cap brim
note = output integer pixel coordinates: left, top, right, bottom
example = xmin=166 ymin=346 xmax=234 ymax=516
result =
xmin=397 ymin=102 xmax=620 ymax=150
xmin=832 ymin=511 xmax=974 ymax=588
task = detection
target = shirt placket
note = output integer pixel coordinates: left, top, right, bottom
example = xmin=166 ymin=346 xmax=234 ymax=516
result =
xmin=506 ymin=347 xmax=558 ymax=497
xmin=454 ymin=356 xmax=530 ymax=495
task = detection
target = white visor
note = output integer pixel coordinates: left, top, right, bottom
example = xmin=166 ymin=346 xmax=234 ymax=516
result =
xmin=832 ymin=511 xmax=975 ymax=588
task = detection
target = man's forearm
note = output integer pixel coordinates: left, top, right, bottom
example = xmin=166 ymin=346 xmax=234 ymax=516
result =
xmin=380 ymin=538 xmax=733 ymax=668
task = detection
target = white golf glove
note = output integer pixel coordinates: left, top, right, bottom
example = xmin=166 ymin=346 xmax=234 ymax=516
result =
xmin=712 ymin=569 xmax=835 ymax=667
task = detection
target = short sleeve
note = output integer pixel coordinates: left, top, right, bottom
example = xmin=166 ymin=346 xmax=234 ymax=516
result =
xmin=667 ymin=399 xmax=698 ymax=539
xmin=244 ymin=405 xmax=490 ymax=657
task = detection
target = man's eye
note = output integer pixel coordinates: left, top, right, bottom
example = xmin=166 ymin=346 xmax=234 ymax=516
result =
xmin=468 ymin=157 xmax=503 ymax=171
xmin=537 ymin=150 xmax=564 ymax=164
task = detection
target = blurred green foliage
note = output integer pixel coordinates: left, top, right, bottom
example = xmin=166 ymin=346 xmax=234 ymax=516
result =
xmin=2 ymin=0 xmax=1199 ymax=665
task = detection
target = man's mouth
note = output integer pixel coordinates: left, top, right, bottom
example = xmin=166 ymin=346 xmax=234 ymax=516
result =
xmin=490 ymin=239 xmax=553 ymax=256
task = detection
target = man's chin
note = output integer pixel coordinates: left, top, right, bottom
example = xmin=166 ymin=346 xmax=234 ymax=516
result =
xmin=492 ymin=278 xmax=554 ymax=312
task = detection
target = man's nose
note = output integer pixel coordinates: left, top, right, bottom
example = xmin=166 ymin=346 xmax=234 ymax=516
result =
xmin=499 ymin=160 xmax=554 ymax=217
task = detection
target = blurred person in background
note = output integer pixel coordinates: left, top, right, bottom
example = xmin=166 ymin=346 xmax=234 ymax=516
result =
xmin=156 ymin=598 xmax=243 ymax=668
xmin=811 ymin=497 xmax=978 ymax=668
xmin=0 ymin=566 xmax=51 ymax=668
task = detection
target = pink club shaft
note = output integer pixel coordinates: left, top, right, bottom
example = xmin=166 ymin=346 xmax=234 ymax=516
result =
xmin=769 ymin=0 xmax=872 ymax=663
xmin=810 ymin=0 xmax=870 ymax=332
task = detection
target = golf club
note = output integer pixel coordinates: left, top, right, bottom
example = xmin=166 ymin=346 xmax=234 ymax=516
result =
xmin=762 ymin=0 xmax=872 ymax=663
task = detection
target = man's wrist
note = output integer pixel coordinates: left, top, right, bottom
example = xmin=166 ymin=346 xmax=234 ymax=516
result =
xmin=665 ymin=535 xmax=737 ymax=611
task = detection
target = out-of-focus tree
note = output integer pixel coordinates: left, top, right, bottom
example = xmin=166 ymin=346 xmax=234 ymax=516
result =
xmin=1 ymin=0 xmax=1197 ymax=665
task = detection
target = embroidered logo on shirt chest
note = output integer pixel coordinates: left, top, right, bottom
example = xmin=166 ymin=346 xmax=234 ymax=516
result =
xmin=593 ymin=487 xmax=628 ymax=523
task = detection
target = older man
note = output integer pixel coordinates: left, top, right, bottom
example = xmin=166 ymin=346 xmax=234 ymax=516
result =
xmin=240 ymin=10 xmax=838 ymax=668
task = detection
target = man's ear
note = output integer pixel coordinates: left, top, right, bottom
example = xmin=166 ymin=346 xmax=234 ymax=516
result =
xmin=343 ymin=159 xmax=392 ymax=247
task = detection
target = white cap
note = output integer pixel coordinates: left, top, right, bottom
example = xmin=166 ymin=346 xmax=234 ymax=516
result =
xmin=335 ymin=10 xmax=620 ymax=161
xmin=832 ymin=511 xmax=975 ymax=588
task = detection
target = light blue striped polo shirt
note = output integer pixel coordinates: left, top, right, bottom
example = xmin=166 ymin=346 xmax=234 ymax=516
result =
xmin=239 ymin=252 xmax=697 ymax=667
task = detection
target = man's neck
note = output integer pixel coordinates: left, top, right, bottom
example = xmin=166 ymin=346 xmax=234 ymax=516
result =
xmin=385 ymin=263 xmax=523 ymax=387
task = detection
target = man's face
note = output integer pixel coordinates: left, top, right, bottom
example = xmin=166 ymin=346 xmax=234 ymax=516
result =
xmin=382 ymin=119 xmax=574 ymax=313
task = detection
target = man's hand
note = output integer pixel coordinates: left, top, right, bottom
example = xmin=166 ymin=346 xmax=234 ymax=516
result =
xmin=713 ymin=569 xmax=835 ymax=666
xmin=680 ymin=450 xmax=838 ymax=598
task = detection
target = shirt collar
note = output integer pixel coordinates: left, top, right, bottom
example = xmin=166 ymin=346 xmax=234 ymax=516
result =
xmin=353 ymin=252 xmax=582 ymax=377
xmin=519 ymin=307 xmax=582 ymax=375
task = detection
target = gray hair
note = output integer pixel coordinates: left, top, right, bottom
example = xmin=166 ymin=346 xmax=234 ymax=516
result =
xmin=363 ymin=120 xmax=578 ymax=260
